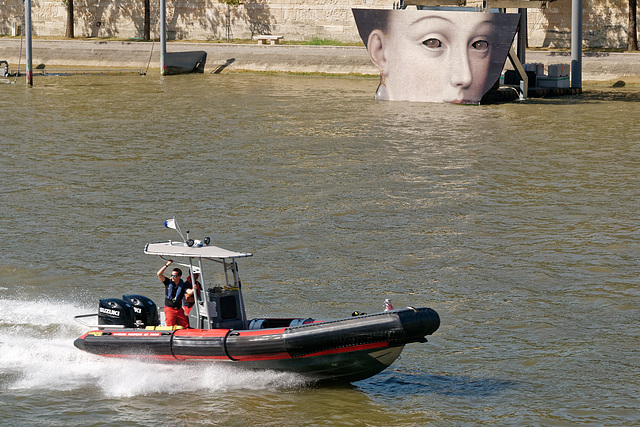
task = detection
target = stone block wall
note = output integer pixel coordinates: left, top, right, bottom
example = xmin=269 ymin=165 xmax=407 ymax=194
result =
xmin=528 ymin=0 xmax=632 ymax=48
xmin=0 ymin=0 xmax=636 ymax=49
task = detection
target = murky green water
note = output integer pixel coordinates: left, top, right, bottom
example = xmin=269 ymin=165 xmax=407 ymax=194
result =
xmin=1 ymin=74 xmax=639 ymax=425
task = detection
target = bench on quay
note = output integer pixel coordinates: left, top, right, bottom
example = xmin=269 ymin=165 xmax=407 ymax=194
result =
xmin=256 ymin=35 xmax=284 ymax=45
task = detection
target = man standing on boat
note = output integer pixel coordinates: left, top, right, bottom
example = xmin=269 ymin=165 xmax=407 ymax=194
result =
xmin=157 ymin=260 xmax=191 ymax=328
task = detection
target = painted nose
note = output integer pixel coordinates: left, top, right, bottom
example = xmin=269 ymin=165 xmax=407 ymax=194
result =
xmin=449 ymin=49 xmax=473 ymax=88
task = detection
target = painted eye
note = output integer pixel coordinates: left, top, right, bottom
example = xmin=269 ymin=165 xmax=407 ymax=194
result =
xmin=423 ymin=38 xmax=442 ymax=48
xmin=472 ymin=40 xmax=489 ymax=50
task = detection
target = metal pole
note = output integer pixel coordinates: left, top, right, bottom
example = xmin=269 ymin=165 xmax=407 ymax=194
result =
xmin=195 ymin=258 xmax=204 ymax=325
xmin=571 ymin=0 xmax=582 ymax=88
xmin=25 ymin=0 xmax=33 ymax=86
xmin=517 ymin=9 xmax=526 ymax=65
xmin=160 ymin=0 xmax=166 ymax=75
xmin=232 ymin=261 xmax=247 ymax=328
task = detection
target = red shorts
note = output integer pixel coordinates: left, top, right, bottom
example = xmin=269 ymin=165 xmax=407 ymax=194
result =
xmin=165 ymin=306 xmax=189 ymax=328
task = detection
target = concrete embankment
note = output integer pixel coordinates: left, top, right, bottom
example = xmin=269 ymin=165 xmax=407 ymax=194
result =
xmin=1 ymin=38 xmax=638 ymax=81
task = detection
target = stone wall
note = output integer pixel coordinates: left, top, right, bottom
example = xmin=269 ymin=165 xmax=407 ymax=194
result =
xmin=0 ymin=0 xmax=637 ymax=49
xmin=527 ymin=0 xmax=632 ymax=48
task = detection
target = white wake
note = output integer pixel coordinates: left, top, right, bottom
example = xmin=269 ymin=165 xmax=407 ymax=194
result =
xmin=0 ymin=297 xmax=311 ymax=397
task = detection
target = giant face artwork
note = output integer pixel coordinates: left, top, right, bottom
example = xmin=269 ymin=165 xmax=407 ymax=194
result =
xmin=353 ymin=9 xmax=520 ymax=104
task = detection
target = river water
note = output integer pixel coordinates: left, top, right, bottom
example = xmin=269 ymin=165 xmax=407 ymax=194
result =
xmin=0 ymin=73 xmax=638 ymax=425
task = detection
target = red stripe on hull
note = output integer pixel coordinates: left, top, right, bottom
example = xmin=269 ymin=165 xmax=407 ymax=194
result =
xmin=230 ymin=352 xmax=292 ymax=361
xmin=111 ymin=331 xmax=164 ymax=337
xmin=173 ymin=355 xmax=231 ymax=361
xmin=174 ymin=329 xmax=230 ymax=338
xmin=99 ymin=354 xmax=178 ymax=361
xmin=300 ymin=341 xmax=389 ymax=358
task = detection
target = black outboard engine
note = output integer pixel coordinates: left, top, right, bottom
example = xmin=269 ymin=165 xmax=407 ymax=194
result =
xmin=98 ymin=298 xmax=135 ymax=328
xmin=122 ymin=294 xmax=159 ymax=328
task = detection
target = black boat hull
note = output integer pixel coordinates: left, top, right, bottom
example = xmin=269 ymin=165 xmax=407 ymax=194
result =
xmin=74 ymin=307 xmax=439 ymax=382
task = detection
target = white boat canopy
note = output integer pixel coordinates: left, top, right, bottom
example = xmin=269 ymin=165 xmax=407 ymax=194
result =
xmin=144 ymin=241 xmax=252 ymax=260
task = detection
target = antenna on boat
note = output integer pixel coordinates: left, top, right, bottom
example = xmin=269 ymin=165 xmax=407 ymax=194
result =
xmin=164 ymin=218 xmax=186 ymax=242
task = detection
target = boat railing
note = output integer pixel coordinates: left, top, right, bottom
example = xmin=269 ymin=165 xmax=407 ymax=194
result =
xmin=73 ymin=313 xmax=126 ymax=329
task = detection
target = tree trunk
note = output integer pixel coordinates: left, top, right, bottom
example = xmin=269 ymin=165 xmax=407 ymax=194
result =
xmin=65 ymin=0 xmax=74 ymax=39
xmin=630 ymin=0 xmax=638 ymax=51
xmin=144 ymin=0 xmax=151 ymax=41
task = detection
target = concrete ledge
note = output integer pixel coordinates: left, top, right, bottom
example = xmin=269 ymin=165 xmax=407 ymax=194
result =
xmin=0 ymin=39 xmax=638 ymax=80
xmin=0 ymin=39 xmax=377 ymax=75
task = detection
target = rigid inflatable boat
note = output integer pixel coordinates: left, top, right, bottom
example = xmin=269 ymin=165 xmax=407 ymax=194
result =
xmin=74 ymin=220 xmax=440 ymax=382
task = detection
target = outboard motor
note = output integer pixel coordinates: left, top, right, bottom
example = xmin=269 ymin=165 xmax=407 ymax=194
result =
xmin=122 ymin=294 xmax=159 ymax=328
xmin=98 ymin=298 xmax=135 ymax=328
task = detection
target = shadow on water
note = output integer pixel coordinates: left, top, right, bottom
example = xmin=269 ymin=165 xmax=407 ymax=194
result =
xmin=579 ymin=89 xmax=640 ymax=102
xmin=354 ymin=371 xmax=518 ymax=398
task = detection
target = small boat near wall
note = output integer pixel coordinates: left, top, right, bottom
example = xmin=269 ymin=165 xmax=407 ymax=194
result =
xmin=164 ymin=51 xmax=207 ymax=75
